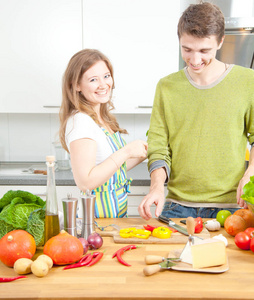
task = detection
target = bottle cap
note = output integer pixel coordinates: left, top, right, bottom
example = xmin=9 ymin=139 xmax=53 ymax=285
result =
xmin=46 ymin=156 xmax=55 ymax=162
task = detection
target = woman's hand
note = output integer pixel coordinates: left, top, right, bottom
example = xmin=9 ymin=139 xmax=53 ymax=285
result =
xmin=124 ymin=140 xmax=148 ymax=158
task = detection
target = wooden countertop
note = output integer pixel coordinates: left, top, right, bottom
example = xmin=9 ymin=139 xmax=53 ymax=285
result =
xmin=1 ymin=218 xmax=254 ymax=300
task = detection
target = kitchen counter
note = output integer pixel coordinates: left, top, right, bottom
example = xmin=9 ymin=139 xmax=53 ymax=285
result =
xmin=0 ymin=162 xmax=151 ymax=186
xmin=1 ymin=218 xmax=254 ymax=300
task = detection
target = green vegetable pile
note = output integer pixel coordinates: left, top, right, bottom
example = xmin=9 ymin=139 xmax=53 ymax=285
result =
xmin=241 ymin=176 xmax=254 ymax=205
xmin=0 ymin=190 xmax=46 ymax=246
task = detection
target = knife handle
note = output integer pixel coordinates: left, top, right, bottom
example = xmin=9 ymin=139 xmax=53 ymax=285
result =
xmin=186 ymin=216 xmax=195 ymax=236
xmin=143 ymin=264 xmax=161 ymax=276
xmin=145 ymin=255 xmax=163 ymax=265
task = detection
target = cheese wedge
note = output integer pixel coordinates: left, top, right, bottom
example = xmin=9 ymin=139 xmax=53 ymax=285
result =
xmin=191 ymin=239 xmax=226 ymax=269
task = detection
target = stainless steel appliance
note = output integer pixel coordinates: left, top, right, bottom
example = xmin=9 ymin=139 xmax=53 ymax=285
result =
xmin=179 ymin=0 xmax=254 ymax=69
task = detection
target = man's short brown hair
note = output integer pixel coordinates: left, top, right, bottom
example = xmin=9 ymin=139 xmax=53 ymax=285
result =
xmin=177 ymin=2 xmax=225 ymax=44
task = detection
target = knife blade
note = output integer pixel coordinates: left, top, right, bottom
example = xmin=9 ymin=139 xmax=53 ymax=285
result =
xmin=158 ymin=215 xmax=188 ymax=236
xmin=145 ymin=255 xmax=181 ymax=265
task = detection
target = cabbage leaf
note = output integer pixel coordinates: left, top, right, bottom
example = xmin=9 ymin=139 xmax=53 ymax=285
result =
xmin=27 ymin=208 xmax=45 ymax=247
xmin=0 ymin=190 xmax=46 ymax=246
xmin=0 ymin=190 xmax=45 ymax=212
xmin=241 ymin=175 xmax=254 ymax=205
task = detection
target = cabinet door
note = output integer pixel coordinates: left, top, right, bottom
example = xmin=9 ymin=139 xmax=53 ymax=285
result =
xmin=0 ymin=0 xmax=82 ymax=113
xmin=83 ymin=0 xmax=180 ymax=113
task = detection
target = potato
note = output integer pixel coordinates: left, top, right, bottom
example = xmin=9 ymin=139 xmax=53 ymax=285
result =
xmin=14 ymin=258 xmax=33 ymax=275
xmin=31 ymin=260 xmax=49 ymax=277
xmin=36 ymin=254 xmax=53 ymax=269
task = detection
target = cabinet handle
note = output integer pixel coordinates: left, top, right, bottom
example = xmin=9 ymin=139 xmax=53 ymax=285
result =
xmin=35 ymin=193 xmax=46 ymax=197
xmin=43 ymin=105 xmax=60 ymax=108
xmin=137 ymin=105 xmax=153 ymax=108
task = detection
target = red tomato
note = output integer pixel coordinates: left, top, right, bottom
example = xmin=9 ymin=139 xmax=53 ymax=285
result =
xmin=250 ymin=238 xmax=254 ymax=253
xmin=244 ymin=227 xmax=254 ymax=238
xmin=234 ymin=232 xmax=251 ymax=250
xmin=195 ymin=217 xmax=203 ymax=233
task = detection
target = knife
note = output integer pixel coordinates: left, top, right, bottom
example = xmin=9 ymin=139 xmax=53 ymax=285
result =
xmin=145 ymin=255 xmax=181 ymax=265
xmin=143 ymin=260 xmax=177 ymax=276
xmin=158 ymin=215 xmax=188 ymax=236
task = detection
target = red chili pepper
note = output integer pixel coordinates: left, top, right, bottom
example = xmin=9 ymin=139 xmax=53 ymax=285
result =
xmin=79 ymin=253 xmax=91 ymax=263
xmin=63 ymin=253 xmax=93 ymax=270
xmin=87 ymin=252 xmax=103 ymax=267
xmin=195 ymin=217 xmax=203 ymax=233
xmin=112 ymin=244 xmax=136 ymax=258
xmin=113 ymin=245 xmax=137 ymax=267
xmin=0 ymin=276 xmax=27 ymax=282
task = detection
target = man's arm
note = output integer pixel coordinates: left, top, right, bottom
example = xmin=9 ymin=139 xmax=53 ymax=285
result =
xmin=237 ymin=145 xmax=254 ymax=208
xmin=138 ymin=167 xmax=167 ymax=220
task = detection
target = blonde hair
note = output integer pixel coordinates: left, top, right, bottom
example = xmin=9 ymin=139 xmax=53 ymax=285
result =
xmin=59 ymin=49 xmax=127 ymax=152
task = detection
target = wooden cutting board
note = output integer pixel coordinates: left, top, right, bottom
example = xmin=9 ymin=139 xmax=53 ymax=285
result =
xmin=96 ymin=225 xmax=210 ymax=244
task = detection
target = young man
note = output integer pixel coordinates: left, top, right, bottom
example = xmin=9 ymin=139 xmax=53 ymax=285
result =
xmin=138 ymin=2 xmax=254 ymax=220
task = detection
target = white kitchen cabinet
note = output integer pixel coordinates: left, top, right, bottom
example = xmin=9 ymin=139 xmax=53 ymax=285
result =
xmin=128 ymin=186 xmax=168 ymax=217
xmin=82 ymin=0 xmax=180 ymax=113
xmin=0 ymin=0 xmax=82 ymax=113
xmin=127 ymin=186 xmax=154 ymax=217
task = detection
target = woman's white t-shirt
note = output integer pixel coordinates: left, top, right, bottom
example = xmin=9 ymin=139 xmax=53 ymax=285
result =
xmin=65 ymin=112 xmax=113 ymax=165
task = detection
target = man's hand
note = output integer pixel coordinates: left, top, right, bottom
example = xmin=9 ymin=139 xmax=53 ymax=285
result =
xmin=138 ymin=188 xmax=165 ymax=220
xmin=237 ymin=165 xmax=254 ymax=208
xmin=138 ymin=168 xmax=166 ymax=220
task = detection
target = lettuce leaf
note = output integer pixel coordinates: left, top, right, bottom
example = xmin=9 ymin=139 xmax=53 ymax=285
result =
xmin=241 ymin=175 xmax=254 ymax=205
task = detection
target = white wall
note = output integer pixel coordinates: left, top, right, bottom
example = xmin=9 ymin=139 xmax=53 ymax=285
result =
xmin=0 ymin=113 xmax=150 ymax=162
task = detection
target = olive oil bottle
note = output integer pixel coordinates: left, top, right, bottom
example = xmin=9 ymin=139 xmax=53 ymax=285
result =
xmin=44 ymin=156 xmax=60 ymax=243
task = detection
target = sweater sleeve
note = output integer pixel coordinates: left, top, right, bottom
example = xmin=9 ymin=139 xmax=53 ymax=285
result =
xmin=147 ymin=80 xmax=171 ymax=173
xmin=245 ymin=69 xmax=254 ymax=145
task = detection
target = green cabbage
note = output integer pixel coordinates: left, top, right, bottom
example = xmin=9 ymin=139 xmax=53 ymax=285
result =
xmin=241 ymin=176 xmax=254 ymax=205
xmin=27 ymin=208 xmax=45 ymax=247
xmin=0 ymin=190 xmax=45 ymax=212
xmin=0 ymin=190 xmax=46 ymax=246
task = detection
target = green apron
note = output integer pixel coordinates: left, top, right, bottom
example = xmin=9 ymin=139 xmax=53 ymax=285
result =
xmin=93 ymin=129 xmax=132 ymax=218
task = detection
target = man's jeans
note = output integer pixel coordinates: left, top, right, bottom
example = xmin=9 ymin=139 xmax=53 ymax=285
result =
xmin=161 ymin=201 xmax=239 ymax=219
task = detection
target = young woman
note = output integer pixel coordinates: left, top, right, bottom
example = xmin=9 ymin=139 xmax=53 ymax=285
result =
xmin=59 ymin=49 xmax=148 ymax=218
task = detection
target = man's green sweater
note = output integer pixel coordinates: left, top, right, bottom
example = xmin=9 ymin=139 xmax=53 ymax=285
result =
xmin=148 ymin=65 xmax=254 ymax=205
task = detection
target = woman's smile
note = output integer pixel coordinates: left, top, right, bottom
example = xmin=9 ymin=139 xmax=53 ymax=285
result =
xmin=77 ymin=60 xmax=113 ymax=106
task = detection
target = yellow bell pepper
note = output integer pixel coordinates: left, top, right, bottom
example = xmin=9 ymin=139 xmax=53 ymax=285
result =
xmin=152 ymin=226 xmax=172 ymax=239
xmin=133 ymin=229 xmax=151 ymax=239
xmin=119 ymin=227 xmax=151 ymax=239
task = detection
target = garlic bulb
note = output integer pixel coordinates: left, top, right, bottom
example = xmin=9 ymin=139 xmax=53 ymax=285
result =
xmin=212 ymin=234 xmax=228 ymax=247
xmin=205 ymin=219 xmax=221 ymax=231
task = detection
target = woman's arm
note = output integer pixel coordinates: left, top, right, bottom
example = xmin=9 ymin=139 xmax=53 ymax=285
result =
xmin=126 ymin=157 xmax=147 ymax=171
xmin=70 ymin=138 xmax=147 ymax=192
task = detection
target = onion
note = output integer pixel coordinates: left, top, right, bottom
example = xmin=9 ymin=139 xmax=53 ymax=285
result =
xmin=78 ymin=238 xmax=89 ymax=254
xmin=87 ymin=232 xmax=103 ymax=250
